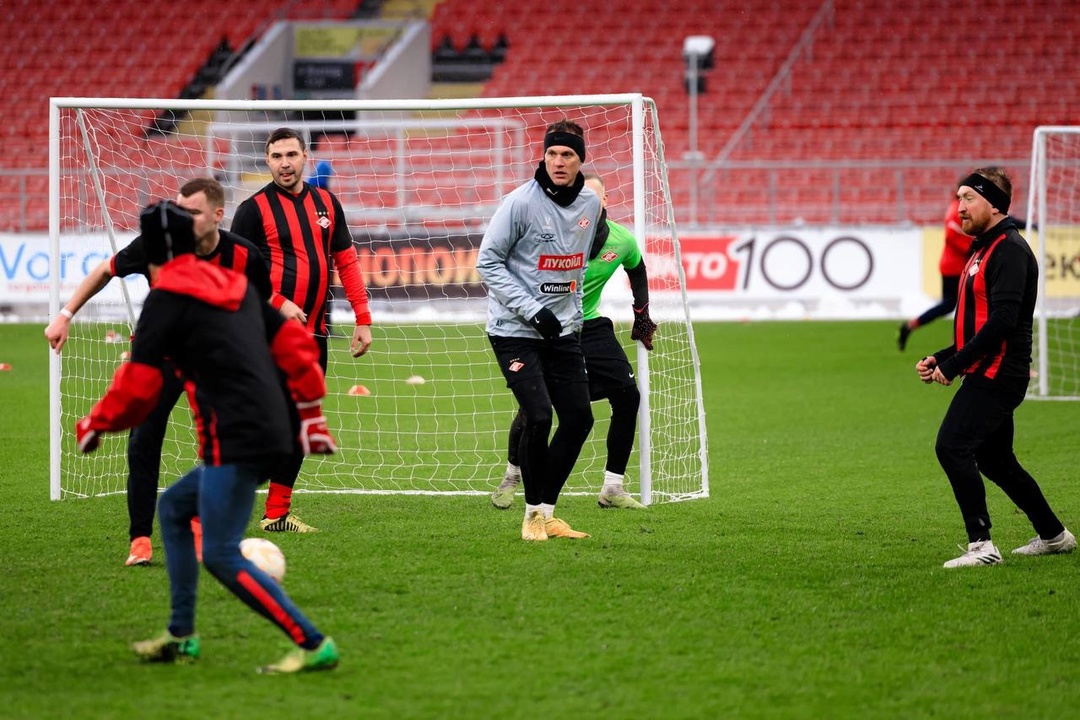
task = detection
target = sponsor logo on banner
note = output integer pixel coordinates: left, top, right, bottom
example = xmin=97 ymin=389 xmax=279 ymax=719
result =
xmin=353 ymin=234 xmax=485 ymax=299
xmin=645 ymin=229 xmax=918 ymax=298
xmin=538 ymin=254 xmax=584 ymax=271
xmin=0 ymin=233 xmax=146 ymax=304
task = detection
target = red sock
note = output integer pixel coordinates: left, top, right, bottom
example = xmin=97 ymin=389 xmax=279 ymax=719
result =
xmin=264 ymin=482 xmax=293 ymax=520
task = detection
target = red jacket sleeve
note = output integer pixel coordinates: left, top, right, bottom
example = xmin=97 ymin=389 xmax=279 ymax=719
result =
xmin=86 ymin=361 xmax=164 ymax=432
xmin=332 ymin=246 xmax=372 ymax=326
xmin=269 ymin=320 xmax=327 ymax=403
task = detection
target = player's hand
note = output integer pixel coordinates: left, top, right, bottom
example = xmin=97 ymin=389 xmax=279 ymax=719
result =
xmin=279 ymin=299 xmax=307 ymax=324
xmin=351 ymin=324 xmax=372 ymax=358
xmin=631 ymin=303 xmax=658 ymax=350
xmin=297 ymin=401 xmax=337 ymax=455
xmin=529 ymin=307 xmax=562 ymax=340
xmin=75 ymin=416 xmax=101 ymax=453
xmin=45 ymin=315 xmax=71 ymax=354
xmin=916 ymin=356 xmax=938 ymax=384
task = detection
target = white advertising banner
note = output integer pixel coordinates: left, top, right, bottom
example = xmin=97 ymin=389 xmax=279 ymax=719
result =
xmin=650 ymin=227 xmax=920 ymax=298
xmin=2 ymin=228 xmax=927 ymax=321
xmin=641 ymin=227 xmax=926 ymax=320
xmin=0 ymin=231 xmax=148 ymax=306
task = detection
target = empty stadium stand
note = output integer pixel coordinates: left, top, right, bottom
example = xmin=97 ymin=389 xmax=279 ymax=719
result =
xmin=431 ymin=0 xmax=1080 ymax=226
xmin=0 ymin=0 xmax=360 ymax=231
xmin=2 ymin=0 xmax=1078 ymax=230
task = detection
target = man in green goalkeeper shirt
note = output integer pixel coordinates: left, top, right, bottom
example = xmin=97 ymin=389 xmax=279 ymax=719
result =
xmin=491 ymin=173 xmax=657 ymax=510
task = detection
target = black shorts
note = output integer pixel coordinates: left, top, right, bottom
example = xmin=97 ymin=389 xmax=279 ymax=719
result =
xmin=488 ymin=333 xmax=588 ymax=389
xmin=581 ymin=317 xmax=636 ymax=400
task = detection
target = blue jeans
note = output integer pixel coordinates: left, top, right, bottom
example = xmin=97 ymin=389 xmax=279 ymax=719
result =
xmin=157 ymin=463 xmax=325 ymax=649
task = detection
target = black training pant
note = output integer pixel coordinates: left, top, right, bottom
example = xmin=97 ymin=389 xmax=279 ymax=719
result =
xmin=935 ymin=376 xmax=1064 ymax=543
xmin=126 ymin=362 xmax=185 ymax=540
xmin=490 ymin=333 xmax=593 ymax=506
xmin=507 ymin=317 xmax=640 ymax=476
xmin=268 ymin=332 xmax=329 ymax=490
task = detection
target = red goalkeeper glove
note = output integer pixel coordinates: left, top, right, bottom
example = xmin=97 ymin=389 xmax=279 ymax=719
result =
xmin=75 ymin=416 xmax=101 ymax=453
xmin=631 ymin=303 xmax=658 ymax=351
xmin=297 ymin=401 xmax=337 ymax=455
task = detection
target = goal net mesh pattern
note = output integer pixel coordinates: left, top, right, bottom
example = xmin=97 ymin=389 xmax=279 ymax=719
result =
xmin=51 ymin=96 xmax=707 ymax=502
xmin=1029 ymin=127 xmax=1080 ymax=400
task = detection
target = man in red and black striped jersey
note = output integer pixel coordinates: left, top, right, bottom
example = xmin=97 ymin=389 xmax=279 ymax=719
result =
xmin=76 ymin=200 xmax=339 ymax=673
xmin=45 ymin=178 xmax=271 ymax=568
xmin=915 ymin=167 xmax=1075 ymax=569
xmin=231 ymin=127 xmax=373 ymax=534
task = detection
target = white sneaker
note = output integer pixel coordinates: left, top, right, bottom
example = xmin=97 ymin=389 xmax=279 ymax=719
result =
xmin=1011 ymin=529 xmax=1077 ymax=556
xmin=943 ymin=540 xmax=1003 ymax=568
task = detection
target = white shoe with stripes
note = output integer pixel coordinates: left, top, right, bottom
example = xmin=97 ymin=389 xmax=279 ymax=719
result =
xmin=943 ymin=540 xmax=1002 ymax=568
xmin=1012 ymin=529 xmax=1077 ymax=556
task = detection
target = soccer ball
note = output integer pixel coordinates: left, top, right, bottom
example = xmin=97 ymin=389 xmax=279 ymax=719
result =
xmin=239 ymin=537 xmax=286 ymax=583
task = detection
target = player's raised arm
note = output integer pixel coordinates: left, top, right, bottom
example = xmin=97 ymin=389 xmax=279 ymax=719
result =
xmin=44 ymin=260 xmax=114 ymax=353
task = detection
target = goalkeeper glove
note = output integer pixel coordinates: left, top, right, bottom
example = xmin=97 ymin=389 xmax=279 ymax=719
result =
xmin=529 ymin=307 xmax=563 ymax=340
xmin=75 ymin=416 xmax=101 ymax=453
xmin=297 ymin=401 xmax=338 ymax=455
xmin=632 ymin=303 xmax=658 ymax=351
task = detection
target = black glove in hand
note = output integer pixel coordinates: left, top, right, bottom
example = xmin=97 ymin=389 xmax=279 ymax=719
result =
xmin=632 ymin=303 xmax=658 ymax=350
xmin=529 ymin=307 xmax=563 ymax=340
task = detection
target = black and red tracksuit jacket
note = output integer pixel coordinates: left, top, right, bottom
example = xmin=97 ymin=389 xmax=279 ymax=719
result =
xmin=934 ymin=217 xmax=1036 ymax=386
xmin=82 ymin=257 xmax=326 ymax=468
xmin=230 ymin=181 xmax=371 ymax=335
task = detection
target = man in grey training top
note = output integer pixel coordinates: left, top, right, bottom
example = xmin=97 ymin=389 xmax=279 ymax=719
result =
xmin=476 ymin=119 xmax=601 ymax=542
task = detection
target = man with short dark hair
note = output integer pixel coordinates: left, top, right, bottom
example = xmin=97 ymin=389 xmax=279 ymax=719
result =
xmin=915 ymin=167 xmax=1075 ymax=568
xmin=476 ymin=119 xmax=602 ymax=541
xmin=232 ymin=127 xmax=373 ymax=533
xmin=45 ymin=178 xmax=270 ymax=566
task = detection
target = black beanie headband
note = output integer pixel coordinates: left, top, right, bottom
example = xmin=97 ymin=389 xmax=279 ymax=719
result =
xmin=959 ymin=173 xmax=1011 ymax=214
xmin=544 ymin=131 xmax=586 ymax=162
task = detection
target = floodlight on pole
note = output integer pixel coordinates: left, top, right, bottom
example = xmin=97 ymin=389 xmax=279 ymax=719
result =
xmin=683 ymin=35 xmax=714 ymax=225
xmin=682 ymin=35 xmax=714 ymax=161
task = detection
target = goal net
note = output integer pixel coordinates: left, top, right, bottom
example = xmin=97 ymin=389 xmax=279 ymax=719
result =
xmin=1027 ymin=126 xmax=1080 ymax=400
xmin=49 ymin=95 xmax=708 ymax=504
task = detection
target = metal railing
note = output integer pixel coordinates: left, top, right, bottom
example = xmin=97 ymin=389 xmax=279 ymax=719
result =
xmin=0 ymin=157 xmax=1034 ymax=234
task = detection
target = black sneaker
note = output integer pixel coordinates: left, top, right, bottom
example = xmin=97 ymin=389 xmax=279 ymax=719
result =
xmin=897 ymin=323 xmax=911 ymax=351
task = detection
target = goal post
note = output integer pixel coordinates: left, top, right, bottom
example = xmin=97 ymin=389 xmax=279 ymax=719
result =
xmin=48 ymin=94 xmax=708 ymax=503
xmin=1026 ymin=126 xmax=1080 ymax=400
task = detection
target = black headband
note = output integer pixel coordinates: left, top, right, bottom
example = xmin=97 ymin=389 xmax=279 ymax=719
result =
xmin=959 ymin=173 xmax=1010 ymax=214
xmin=543 ymin=131 xmax=586 ymax=162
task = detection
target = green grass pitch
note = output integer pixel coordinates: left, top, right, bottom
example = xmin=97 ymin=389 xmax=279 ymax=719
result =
xmin=1 ymin=320 xmax=1078 ymax=719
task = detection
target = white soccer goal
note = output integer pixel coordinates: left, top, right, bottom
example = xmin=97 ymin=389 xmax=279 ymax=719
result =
xmin=49 ymin=94 xmax=708 ymax=504
xmin=1027 ymin=126 xmax=1080 ymax=400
